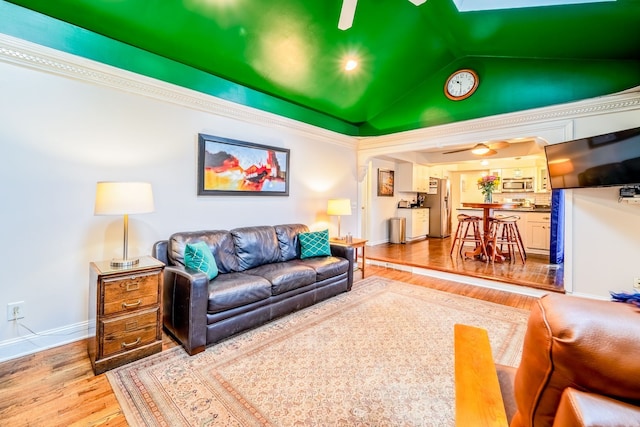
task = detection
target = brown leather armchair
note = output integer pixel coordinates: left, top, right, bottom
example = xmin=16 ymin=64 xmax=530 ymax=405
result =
xmin=456 ymin=293 xmax=640 ymax=427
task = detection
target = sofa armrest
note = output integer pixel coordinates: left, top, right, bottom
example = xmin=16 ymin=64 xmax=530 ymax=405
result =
xmin=553 ymin=388 xmax=640 ymax=427
xmin=330 ymin=244 xmax=355 ymax=290
xmin=162 ymin=265 xmax=209 ymax=355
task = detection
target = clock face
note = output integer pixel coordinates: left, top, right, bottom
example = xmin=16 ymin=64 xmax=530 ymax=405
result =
xmin=445 ymin=69 xmax=479 ymax=100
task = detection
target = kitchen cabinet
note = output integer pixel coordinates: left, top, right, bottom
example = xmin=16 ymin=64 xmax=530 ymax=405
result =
xmin=398 ymin=208 xmax=429 ymax=241
xmin=428 ymin=165 xmax=448 ymax=179
xmin=538 ymin=167 xmax=549 ymax=192
xmin=526 ymin=212 xmax=551 ymax=251
xmin=501 ymin=167 xmax=536 ymax=180
xmin=397 ymin=163 xmax=430 ymax=192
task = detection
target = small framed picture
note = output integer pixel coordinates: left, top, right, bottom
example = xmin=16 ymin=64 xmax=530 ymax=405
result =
xmin=377 ymin=169 xmax=394 ymax=197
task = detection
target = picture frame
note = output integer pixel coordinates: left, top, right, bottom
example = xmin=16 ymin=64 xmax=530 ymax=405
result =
xmin=197 ymin=133 xmax=290 ymax=196
xmin=377 ymin=169 xmax=394 ymax=197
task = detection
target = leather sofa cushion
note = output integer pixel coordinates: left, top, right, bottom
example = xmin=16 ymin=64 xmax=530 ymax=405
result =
xmin=231 ymin=226 xmax=280 ymax=271
xmin=554 ymin=388 xmax=640 ymax=427
xmin=511 ymin=293 xmax=640 ymax=427
xmin=296 ymin=257 xmax=349 ymax=282
xmin=169 ymin=230 xmax=239 ymax=274
xmin=207 ymin=272 xmax=271 ymax=313
xmin=496 ymin=364 xmax=518 ymax=425
xmin=274 ymin=224 xmax=309 ymax=261
xmin=247 ymin=262 xmax=316 ymax=295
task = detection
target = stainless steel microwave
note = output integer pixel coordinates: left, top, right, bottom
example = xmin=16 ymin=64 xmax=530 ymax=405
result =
xmin=502 ymin=177 xmax=534 ymax=192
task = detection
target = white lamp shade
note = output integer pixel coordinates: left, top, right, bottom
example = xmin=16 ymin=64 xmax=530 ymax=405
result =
xmin=327 ymin=198 xmax=352 ymax=216
xmin=94 ymin=182 xmax=155 ymax=215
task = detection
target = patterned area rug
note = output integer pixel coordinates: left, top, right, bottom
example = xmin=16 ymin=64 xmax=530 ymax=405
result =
xmin=107 ymin=276 xmax=529 ymax=426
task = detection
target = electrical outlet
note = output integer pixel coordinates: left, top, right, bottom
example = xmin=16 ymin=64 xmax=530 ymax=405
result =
xmin=7 ymin=302 xmax=25 ymax=321
xmin=634 ymin=278 xmax=640 ymax=291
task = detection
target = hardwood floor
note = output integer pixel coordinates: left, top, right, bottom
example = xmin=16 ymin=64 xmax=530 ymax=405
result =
xmin=366 ymin=236 xmax=564 ymax=294
xmin=0 ymin=268 xmax=538 ymax=426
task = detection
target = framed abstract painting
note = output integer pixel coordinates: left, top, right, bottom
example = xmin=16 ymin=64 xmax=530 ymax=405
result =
xmin=197 ymin=133 xmax=290 ymax=196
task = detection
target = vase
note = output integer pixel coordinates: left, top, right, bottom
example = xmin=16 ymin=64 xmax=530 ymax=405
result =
xmin=484 ymin=192 xmax=493 ymax=203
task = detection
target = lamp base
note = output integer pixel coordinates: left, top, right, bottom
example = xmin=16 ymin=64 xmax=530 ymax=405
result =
xmin=110 ymin=257 xmax=140 ymax=268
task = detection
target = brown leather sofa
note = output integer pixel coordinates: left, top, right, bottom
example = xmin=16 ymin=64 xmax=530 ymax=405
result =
xmin=153 ymin=224 xmax=354 ymax=356
xmin=497 ymin=293 xmax=640 ymax=426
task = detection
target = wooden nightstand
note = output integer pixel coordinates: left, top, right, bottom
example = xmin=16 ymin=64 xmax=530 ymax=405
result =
xmin=88 ymin=256 xmax=164 ymax=375
xmin=329 ymin=237 xmax=368 ymax=278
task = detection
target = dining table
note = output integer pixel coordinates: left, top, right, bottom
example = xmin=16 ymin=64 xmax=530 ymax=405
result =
xmin=461 ymin=202 xmax=520 ymax=261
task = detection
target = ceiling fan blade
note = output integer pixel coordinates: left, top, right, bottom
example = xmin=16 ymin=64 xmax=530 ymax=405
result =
xmin=488 ymin=141 xmax=509 ymax=150
xmin=443 ymin=147 xmax=472 ymax=154
xmin=338 ymin=0 xmax=358 ymax=30
xmin=479 ymin=149 xmax=498 ymax=157
xmin=408 ymin=0 xmax=427 ymax=5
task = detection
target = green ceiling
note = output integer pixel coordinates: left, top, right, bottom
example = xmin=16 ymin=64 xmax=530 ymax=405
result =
xmin=2 ymin=0 xmax=640 ymax=135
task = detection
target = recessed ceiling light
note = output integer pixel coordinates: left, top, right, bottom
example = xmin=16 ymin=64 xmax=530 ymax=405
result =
xmin=345 ymin=59 xmax=358 ymax=71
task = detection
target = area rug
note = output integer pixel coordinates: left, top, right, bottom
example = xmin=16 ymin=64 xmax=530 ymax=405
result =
xmin=107 ymin=276 xmax=530 ymax=426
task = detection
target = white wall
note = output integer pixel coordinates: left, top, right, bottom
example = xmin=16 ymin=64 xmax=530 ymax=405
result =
xmin=564 ymin=108 xmax=640 ymax=298
xmin=569 ymin=188 xmax=640 ymax=298
xmin=0 ymin=57 xmax=357 ymax=360
xmin=368 ymin=158 xmax=401 ymax=245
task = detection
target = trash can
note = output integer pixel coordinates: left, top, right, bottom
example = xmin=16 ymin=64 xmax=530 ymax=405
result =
xmin=389 ymin=217 xmax=406 ymax=244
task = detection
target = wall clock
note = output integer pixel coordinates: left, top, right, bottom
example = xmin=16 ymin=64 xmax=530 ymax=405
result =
xmin=444 ymin=69 xmax=479 ymax=101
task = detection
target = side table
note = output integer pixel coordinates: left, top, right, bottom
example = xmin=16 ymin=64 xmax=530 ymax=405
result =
xmin=88 ymin=256 xmax=164 ymax=375
xmin=330 ymin=237 xmax=368 ymax=278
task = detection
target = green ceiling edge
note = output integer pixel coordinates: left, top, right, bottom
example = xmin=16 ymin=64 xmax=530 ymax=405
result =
xmin=359 ymin=56 xmax=640 ymax=136
xmin=0 ymin=1 xmax=360 ymax=136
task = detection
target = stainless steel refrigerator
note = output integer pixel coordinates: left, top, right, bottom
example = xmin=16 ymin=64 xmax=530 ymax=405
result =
xmin=422 ymin=178 xmax=451 ymax=238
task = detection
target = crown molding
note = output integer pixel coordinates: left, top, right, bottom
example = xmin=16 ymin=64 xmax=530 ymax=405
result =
xmin=358 ymin=88 xmax=640 ymax=154
xmin=2 ymin=33 xmax=639 ymax=158
xmin=0 ymin=34 xmax=355 ymax=149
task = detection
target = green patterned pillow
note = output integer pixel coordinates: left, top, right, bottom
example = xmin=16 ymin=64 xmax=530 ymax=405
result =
xmin=299 ymin=229 xmax=331 ymax=259
xmin=184 ymin=241 xmax=219 ymax=280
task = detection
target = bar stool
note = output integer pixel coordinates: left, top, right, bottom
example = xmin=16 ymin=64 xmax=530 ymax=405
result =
xmin=450 ymin=214 xmax=486 ymax=260
xmin=487 ymin=215 xmax=526 ymax=263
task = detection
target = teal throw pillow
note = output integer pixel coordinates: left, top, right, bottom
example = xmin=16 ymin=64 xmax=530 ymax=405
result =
xmin=184 ymin=241 xmax=219 ymax=280
xmin=299 ymin=229 xmax=331 ymax=259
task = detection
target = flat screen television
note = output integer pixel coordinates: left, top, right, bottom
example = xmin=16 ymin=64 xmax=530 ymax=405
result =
xmin=544 ymin=126 xmax=640 ymax=190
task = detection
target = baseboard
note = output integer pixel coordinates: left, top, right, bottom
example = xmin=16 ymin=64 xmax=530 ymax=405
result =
xmin=0 ymin=320 xmax=88 ymax=363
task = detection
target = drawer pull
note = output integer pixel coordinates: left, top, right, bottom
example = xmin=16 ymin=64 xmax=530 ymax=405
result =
xmin=121 ymin=337 xmax=141 ymax=349
xmin=126 ymin=282 xmax=140 ymax=291
xmin=122 ymin=299 xmax=142 ymax=309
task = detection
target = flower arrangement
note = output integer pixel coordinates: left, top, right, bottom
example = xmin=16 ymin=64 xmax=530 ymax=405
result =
xmin=477 ymin=175 xmax=500 ymax=202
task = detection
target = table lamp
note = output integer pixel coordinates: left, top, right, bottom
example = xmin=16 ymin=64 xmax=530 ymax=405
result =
xmin=94 ymin=181 xmax=155 ymax=267
xmin=327 ymin=198 xmax=352 ymax=239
